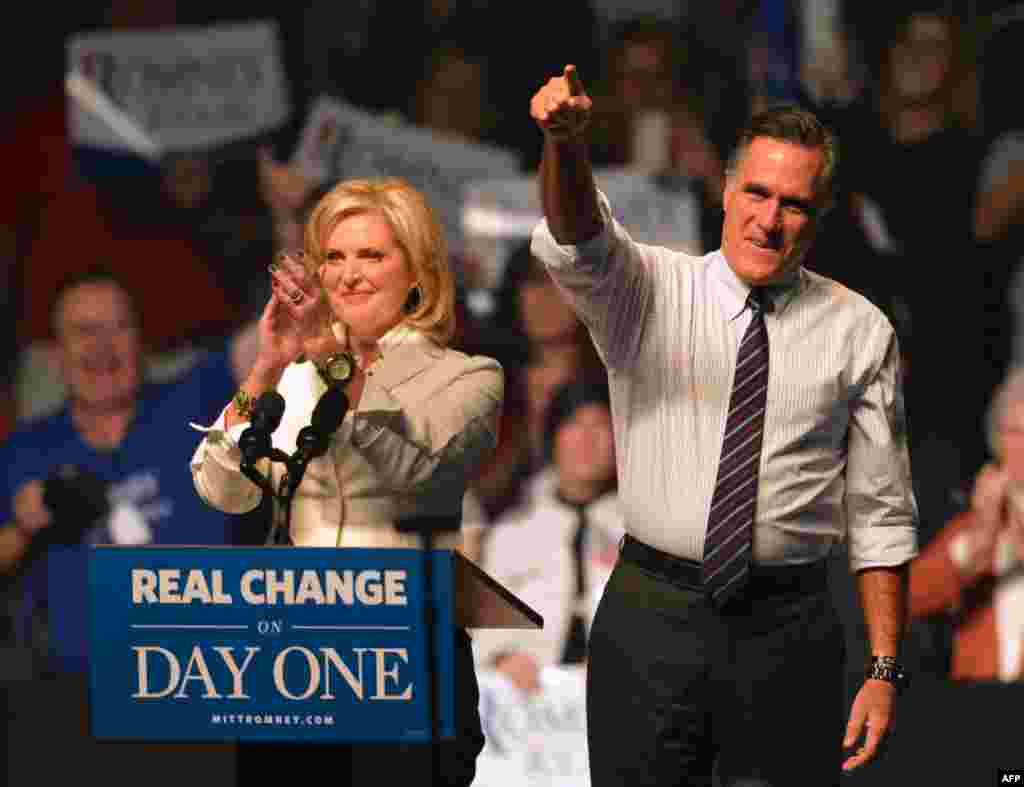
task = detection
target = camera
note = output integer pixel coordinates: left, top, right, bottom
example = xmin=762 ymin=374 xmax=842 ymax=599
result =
xmin=40 ymin=464 xmax=110 ymax=545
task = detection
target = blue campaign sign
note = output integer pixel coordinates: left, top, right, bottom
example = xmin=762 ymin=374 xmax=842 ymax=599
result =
xmin=87 ymin=546 xmax=456 ymax=743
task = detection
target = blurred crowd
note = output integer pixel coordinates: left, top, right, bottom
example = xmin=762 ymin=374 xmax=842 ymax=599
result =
xmin=5 ymin=0 xmax=1024 ymax=783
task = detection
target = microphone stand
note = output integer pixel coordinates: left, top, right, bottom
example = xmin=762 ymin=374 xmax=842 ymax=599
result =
xmin=236 ymin=391 xmax=288 ymax=544
xmin=239 ymin=452 xmax=292 ymax=547
xmin=269 ymin=454 xmax=308 ymax=547
xmin=269 ymin=435 xmax=329 ymax=547
xmin=273 ymin=384 xmax=348 ymax=545
xmin=396 ymin=515 xmax=460 ymax=787
xmin=267 ymin=472 xmax=294 ymax=547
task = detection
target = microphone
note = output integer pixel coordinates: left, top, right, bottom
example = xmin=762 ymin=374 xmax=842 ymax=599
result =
xmin=286 ymin=386 xmax=349 ymax=497
xmin=238 ymin=391 xmax=286 ymax=468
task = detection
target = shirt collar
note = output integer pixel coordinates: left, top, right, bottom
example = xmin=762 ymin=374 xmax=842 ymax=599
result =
xmin=376 ymin=322 xmax=428 ymax=355
xmin=329 ymin=321 xmax=429 ymax=356
xmin=710 ymin=250 xmax=803 ymax=320
xmin=552 ymin=477 xmax=618 ymax=514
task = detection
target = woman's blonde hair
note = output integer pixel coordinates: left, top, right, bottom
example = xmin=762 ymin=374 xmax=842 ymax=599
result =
xmin=303 ymin=177 xmax=456 ymax=345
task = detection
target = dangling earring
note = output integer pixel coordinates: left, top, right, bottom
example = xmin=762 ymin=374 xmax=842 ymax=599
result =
xmin=403 ymin=283 xmax=422 ymax=314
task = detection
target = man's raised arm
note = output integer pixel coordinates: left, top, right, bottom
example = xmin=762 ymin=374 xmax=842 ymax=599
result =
xmin=531 ymin=64 xmax=604 ymax=245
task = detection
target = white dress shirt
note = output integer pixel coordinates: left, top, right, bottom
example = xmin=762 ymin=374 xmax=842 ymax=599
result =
xmin=473 ymin=468 xmax=625 ymax=666
xmin=530 ymin=191 xmax=918 ymax=570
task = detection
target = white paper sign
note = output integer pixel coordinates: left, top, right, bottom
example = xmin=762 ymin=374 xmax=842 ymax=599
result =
xmin=291 ymin=96 xmax=522 ymax=253
xmin=463 ymin=168 xmax=703 ymax=289
xmin=475 ymin=665 xmax=591 ymax=787
xmin=67 ymin=21 xmax=291 ymax=154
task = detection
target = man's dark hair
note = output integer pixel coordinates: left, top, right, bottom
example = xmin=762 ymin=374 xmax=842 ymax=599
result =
xmin=49 ymin=266 xmax=139 ymax=339
xmin=544 ymin=378 xmax=612 ymax=464
xmin=726 ymin=104 xmax=840 ymax=213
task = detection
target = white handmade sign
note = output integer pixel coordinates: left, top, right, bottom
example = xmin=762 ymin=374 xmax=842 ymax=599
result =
xmin=291 ymin=96 xmax=522 ymax=255
xmin=475 ymin=665 xmax=591 ymax=787
xmin=67 ymin=21 xmax=291 ymax=156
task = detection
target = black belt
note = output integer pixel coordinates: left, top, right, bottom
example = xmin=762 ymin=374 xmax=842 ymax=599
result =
xmin=620 ymin=534 xmax=827 ymax=600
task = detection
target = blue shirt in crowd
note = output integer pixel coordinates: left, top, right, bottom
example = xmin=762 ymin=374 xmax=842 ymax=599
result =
xmin=0 ymin=347 xmax=242 ymax=674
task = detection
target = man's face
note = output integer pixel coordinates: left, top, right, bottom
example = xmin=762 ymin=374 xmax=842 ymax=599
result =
xmin=554 ymin=402 xmax=616 ymax=486
xmin=55 ymin=281 xmax=141 ymax=411
xmin=721 ymin=137 xmax=826 ymax=286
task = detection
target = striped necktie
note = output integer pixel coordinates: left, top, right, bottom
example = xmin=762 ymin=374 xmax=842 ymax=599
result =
xmin=702 ymin=287 xmax=770 ymax=608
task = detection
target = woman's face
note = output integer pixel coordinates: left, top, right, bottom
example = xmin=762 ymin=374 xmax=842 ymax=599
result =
xmin=889 ymin=14 xmax=953 ymax=102
xmin=518 ymin=277 xmax=579 ymax=344
xmin=526 ymin=348 xmax=581 ymax=419
xmin=318 ymin=211 xmax=416 ymax=342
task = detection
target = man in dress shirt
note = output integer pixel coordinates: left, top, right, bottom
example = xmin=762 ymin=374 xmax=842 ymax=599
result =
xmin=474 ymin=379 xmax=622 ymax=689
xmin=527 ymin=66 xmax=918 ymax=786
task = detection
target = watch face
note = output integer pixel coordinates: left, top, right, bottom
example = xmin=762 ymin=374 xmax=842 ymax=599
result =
xmin=325 ymin=353 xmax=355 ymax=383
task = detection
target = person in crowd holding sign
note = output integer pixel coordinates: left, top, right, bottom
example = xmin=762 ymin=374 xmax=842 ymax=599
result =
xmin=909 ymin=367 xmax=1024 ymax=682
xmin=190 ymin=176 xmax=503 ymax=785
xmin=475 ymin=378 xmax=621 ymax=692
xmin=528 ymin=66 xmax=918 ymax=785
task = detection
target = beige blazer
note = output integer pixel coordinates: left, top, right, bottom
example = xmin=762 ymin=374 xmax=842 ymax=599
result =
xmin=191 ymin=334 xmax=503 ymax=549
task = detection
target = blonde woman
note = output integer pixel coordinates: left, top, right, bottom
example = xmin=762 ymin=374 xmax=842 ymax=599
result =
xmin=191 ymin=177 xmax=503 ymax=785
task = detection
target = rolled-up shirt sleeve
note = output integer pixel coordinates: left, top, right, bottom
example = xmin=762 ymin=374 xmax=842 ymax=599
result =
xmin=190 ymin=407 xmax=264 ymax=514
xmin=844 ymin=324 xmax=919 ymax=571
xmin=530 ymin=189 xmax=654 ymax=371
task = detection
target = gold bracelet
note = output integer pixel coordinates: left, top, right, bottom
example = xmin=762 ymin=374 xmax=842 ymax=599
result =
xmin=234 ymin=389 xmax=256 ymax=419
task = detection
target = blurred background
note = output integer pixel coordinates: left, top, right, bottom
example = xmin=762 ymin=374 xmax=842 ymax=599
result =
xmin=4 ymin=1 xmax=1024 ymax=784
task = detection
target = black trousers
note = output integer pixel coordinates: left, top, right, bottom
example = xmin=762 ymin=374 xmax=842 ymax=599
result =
xmin=235 ymin=628 xmax=485 ymax=787
xmin=587 ymin=542 xmax=846 ymax=787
